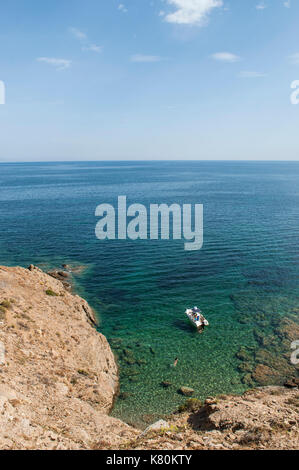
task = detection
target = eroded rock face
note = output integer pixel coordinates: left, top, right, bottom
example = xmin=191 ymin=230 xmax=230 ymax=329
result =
xmin=123 ymin=387 xmax=299 ymax=451
xmin=0 ymin=265 xmax=138 ymax=449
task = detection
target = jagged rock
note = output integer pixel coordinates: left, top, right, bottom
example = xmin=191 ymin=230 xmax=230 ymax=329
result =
xmin=204 ymin=396 xmax=217 ymax=405
xmin=141 ymin=420 xmax=170 ymax=436
xmin=47 ymin=270 xmax=71 ymax=291
xmin=284 ymin=378 xmax=299 ymax=389
xmin=27 ymin=265 xmax=41 ymax=272
xmin=0 ymin=265 xmax=138 ymax=449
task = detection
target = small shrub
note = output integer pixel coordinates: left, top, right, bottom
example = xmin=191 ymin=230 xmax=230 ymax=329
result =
xmin=155 ymin=424 xmax=179 ymax=436
xmin=0 ymin=306 xmax=6 ymax=320
xmin=287 ymin=397 xmax=299 ymax=407
xmin=0 ymin=300 xmax=12 ymax=309
xmin=178 ymin=398 xmax=202 ymax=413
xmin=238 ymin=428 xmax=263 ymax=446
xmin=45 ymin=289 xmax=58 ymax=297
xmin=77 ymin=369 xmax=89 ymax=377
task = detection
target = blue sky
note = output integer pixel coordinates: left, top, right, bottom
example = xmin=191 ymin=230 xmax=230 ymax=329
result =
xmin=0 ymin=0 xmax=298 ymax=161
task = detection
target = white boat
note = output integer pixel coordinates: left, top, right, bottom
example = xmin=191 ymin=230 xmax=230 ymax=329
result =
xmin=185 ymin=306 xmax=209 ymax=330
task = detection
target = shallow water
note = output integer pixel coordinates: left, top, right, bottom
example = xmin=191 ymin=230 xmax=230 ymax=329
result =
xmin=0 ymin=161 xmax=298 ymax=426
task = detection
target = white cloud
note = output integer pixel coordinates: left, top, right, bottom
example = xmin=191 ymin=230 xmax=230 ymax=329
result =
xmin=165 ymin=0 xmax=223 ymax=26
xmin=69 ymin=27 xmax=87 ymax=41
xmin=130 ymin=54 xmax=164 ymax=63
xmin=284 ymin=0 xmax=291 ymax=7
xmin=37 ymin=57 xmax=72 ymax=70
xmin=289 ymin=53 xmax=299 ymax=65
xmin=118 ymin=4 xmax=128 ymax=13
xmin=211 ymin=52 xmax=240 ymax=62
xmin=69 ymin=26 xmax=102 ymax=53
xmin=82 ymin=44 xmax=102 ymax=53
xmin=238 ymin=71 xmax=266 ymax=78
xmin=256 ymin=2 xmax=267 ymax=9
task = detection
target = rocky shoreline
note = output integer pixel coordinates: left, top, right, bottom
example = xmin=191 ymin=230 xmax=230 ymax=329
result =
xmin=0 ymin=264 xmax=298 ymax=450
xmin=0 ymin=265 xmax=138 ymax=449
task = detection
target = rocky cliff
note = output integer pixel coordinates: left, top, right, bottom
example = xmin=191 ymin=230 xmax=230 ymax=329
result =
xmin=0 ymin=265 xmax=298 ymax=450
xmin=120 ymin=386 xmax=299 ymax=450
xmin=0 ymin=265 xmax=137 ymax=449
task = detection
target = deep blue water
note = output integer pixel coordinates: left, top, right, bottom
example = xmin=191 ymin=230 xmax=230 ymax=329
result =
xmin=0 ymin=161 xmax=298 ymax=426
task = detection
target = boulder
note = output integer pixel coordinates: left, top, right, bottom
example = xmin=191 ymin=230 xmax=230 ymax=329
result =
xmin=47 ymin=270 xmax=71 ymax=291
xmin=284 ymin=378 xmax=299 ymax=389
xmin=178 ymin=386 xmax=194 ymax=397
xmin=141 ymin=420 xmax=170 ymax=436
xmin=48 ymin=270 xmax=69 ymax=281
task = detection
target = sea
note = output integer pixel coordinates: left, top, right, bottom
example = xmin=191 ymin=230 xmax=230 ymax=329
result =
xmin=0 ymin=160 xmax=298 ymax=427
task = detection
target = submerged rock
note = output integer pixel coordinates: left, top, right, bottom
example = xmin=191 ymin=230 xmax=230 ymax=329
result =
xmin=238 ymin=362 xmax=253 ymax=373
xmin=122 ymin=367 xmax=140 ymax=377
xmin=109 ymin=337 xmax=123 ymax=349
xmin=252 ymin=364 xmax=281 ymax=386
xmin=161 ymin=381 xmax=172 ymax=388
xmin=236 ymin=347 xmax=252 ymax=362
xmin=178 ymin=386 xmax=194 ymax=397
xmin=125 ymin=357 xmax=136 ymax=366
xmin=242 ymin=373 xmax=255 ymax=387
xmin=119 ymin=392 xmax=132 ymax=400
xmin=61 ymin=264 xmax=87 ymax=275
xmin=136 ymin=359 xmax=147 ymax=366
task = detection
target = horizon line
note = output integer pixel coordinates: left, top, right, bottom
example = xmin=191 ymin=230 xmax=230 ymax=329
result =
xmin=0 ymin=159 xmax=299 ymax=164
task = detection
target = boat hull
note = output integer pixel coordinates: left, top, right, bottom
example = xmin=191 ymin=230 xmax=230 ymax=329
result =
xmin=185 ymin=309 xmax=209 ymax=329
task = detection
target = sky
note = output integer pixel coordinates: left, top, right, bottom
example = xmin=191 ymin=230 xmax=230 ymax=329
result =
xmin=0 ymin=0 xmax=299 ymax=161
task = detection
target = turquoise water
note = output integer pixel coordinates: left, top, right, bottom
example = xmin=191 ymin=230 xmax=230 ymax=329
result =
xmin=0 ymin=161 xmax=298 ymax=426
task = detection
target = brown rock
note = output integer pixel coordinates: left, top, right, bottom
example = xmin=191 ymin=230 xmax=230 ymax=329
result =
xmin=0 ymin=265 xmax=138 ymax=449
xmin=178 ymin=387 xmax=194 ymax=397
xmin=252 ymin=364 xmax=281 ymax=386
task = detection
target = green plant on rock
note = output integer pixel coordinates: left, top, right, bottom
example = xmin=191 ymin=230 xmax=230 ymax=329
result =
xmin=0 ymin=300 xmax=12 ymax=309
xmin=77 ymin=369 xmax=89 ymax=377
xmin=178 ymin=398 xmax=202 ymax=413
xmin=0 ymin=306 xmax=6 ymax=320
xmin=45 ymin=289 xmax=58 ymax=297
